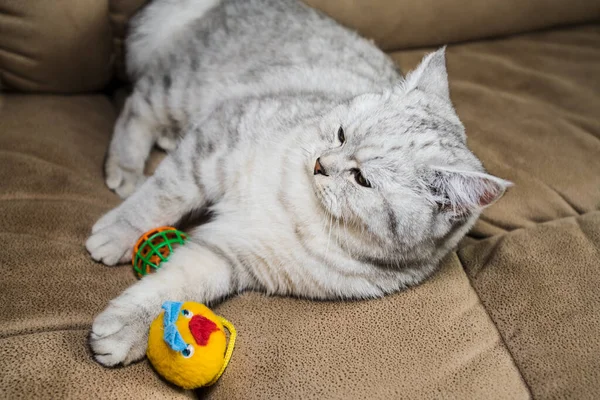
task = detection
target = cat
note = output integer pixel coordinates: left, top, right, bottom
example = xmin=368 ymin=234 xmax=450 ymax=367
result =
xmin=87 ymin=0 xmax=511 ymax=367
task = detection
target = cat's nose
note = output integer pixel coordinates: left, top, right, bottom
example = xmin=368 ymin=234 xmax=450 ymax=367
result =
xmin=314 ymin=158 xmax=328 ymax=176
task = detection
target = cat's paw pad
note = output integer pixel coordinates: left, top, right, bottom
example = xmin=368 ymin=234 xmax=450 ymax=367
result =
xmin=105 ymin=158 xmax=146 ymax=199
xmin=90 ymin=303 xmax=150 ymax=367
xmin=86 ymin=209 xmax=139 ymax=266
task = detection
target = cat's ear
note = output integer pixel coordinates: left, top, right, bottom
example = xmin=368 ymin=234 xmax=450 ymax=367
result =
xmin=429 ymin=167 xmax=512 ymax=217
xmin=402 ymin=47 xmax=450 ymax=101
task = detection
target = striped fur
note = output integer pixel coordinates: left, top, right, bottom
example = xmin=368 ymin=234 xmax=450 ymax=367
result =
xmin=87 ymin=0 xmax=510 ymax=366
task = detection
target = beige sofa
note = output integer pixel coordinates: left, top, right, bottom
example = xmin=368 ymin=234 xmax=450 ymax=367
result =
xmin=1 ymin=1 xmax=599 ymax=398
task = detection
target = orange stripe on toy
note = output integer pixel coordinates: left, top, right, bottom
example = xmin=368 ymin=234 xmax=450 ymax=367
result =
xmin=132 ymin=226 xmax=187 ymax=278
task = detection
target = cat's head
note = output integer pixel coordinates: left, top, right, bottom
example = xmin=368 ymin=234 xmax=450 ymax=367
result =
xmin=309 ymin=48 xmax=511 ymax=268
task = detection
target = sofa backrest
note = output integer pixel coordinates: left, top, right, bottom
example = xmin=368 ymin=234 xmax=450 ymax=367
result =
xmin=306 ymin=0 xmax=600 ymax=51
xmin=1 ymin=0 xmax=598 ymax=93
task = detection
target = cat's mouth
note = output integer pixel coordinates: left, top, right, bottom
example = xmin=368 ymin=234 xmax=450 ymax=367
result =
xmin=309 ymin=157 xmax=336 ymax=216
xmin=312 ymin=178 xmax=335 ymax=217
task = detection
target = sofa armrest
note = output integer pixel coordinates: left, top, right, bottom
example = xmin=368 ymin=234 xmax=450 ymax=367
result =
xmin=0 ymin=0 xmax=113 ymax=93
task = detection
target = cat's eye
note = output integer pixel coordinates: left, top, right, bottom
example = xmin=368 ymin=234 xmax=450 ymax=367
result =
xmin=353 ymin=169 xmax=371 ymax=187
xmin=337 ymin=126 xmax=345 ymax=144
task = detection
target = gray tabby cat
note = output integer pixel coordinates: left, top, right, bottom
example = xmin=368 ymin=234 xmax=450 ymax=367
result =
xmin=87 ymin=0 xmax=511 ymax=366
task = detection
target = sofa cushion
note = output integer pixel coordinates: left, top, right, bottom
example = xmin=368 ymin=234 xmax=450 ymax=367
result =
xmin=390 ymin=24 xmax=600 ymax=399
xmin=205 ymin=256 xmax=528 ymax=399
xmin=391 ymin=24 xmax=600 ymax=238
xmin=0 ymin=330 xmax=194 ymax=400
xmin=0 ymin=95 xmax=192 ymax=399
xmin=0 ymin=94 xmax=526 ymax=399
xmin=306 ymin=0 xmax=600 ymax=50
xmin=458 ymin=213 xmax=600 ymax=399
xmin=1 ymin=0 xmax=599 ymax=92
xmin=0 ymin=0 xmax=113 ymax=93
xmin=107 ymin=0 xmax=600 ymax=83
xmin=109 ymin=0 xmax=147 ymax=82
xmin=1 ymin=19 xmax=599 ymax=400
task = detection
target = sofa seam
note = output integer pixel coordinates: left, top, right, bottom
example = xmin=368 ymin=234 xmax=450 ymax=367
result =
xmin=0 ymin=148 xmax=105 ymax=182
xmin=574 ymin=217 xmax=600 ymax=260
xmin=455 ymin=251 xmax=534 ymax=399
xmin=0 ymin=68 xmax=44 ymax=87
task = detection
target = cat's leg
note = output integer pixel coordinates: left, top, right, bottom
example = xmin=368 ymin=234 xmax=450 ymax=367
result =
xmin=88 ymin=133 xmax=205 ymax=266
xmin=90 ymin=242 xmax=236 ymax=366
xmin=156 ymin=126 xmax=180 ymax=152
xmin=105 ymin=91 xmax=162 ymax=199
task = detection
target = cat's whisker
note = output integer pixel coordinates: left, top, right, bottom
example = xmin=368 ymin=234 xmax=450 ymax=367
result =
xmin=325 ymin=207 xmax=334 ymax=261
xmin=335 ymin=216 xmax=351 ymax=259
xmin=341 ymin=218 xmax=353 ymax=259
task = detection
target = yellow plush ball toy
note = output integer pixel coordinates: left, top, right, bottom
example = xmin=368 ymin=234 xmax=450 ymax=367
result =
xmin=147 ymin=301 xmax=236 ymax=389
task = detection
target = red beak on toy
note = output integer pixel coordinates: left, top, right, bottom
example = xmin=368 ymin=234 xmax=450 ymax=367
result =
xmin=189 ymin=314 xmax=219 ymax=346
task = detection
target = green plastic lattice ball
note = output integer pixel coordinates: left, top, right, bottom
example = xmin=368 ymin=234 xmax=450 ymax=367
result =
xmin=132 ymin=227 xmax=187 ymax=278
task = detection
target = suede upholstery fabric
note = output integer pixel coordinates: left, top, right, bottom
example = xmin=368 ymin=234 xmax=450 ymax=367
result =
xmin=391 ymin=26 xmax=600 ymax=235
xmin=305 ymin=0 xmax=600 ymax=51
xmin=0 ymin=2 xmax=599 ymax=400
xmin=459 ymin=214 xmax=600 ymax=400
xmin=206 ymin=24 xmax=600 ymax=399
xmin=0 ymin=0 xmax=113 ymax=93
xmin=0 ymin=95 xmax=193 ymax=399
xmin=203 ymin=256 xmax=529 ymax=400
xmin=108 ymin=0 xmax=147 ymax=82
xmin=2 ymin=0 xmax=599 ymax=92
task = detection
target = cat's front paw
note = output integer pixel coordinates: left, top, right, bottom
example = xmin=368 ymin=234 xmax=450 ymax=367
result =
xmin=90 ymin=301 xmax=152 ymax=367
xmin=105 ymin=155 xmax=147 ymax=199
xmin=157 ymin=135 xmax=178 ymax=151
xmin=86 ymin=208 xmax=140 ymax=266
